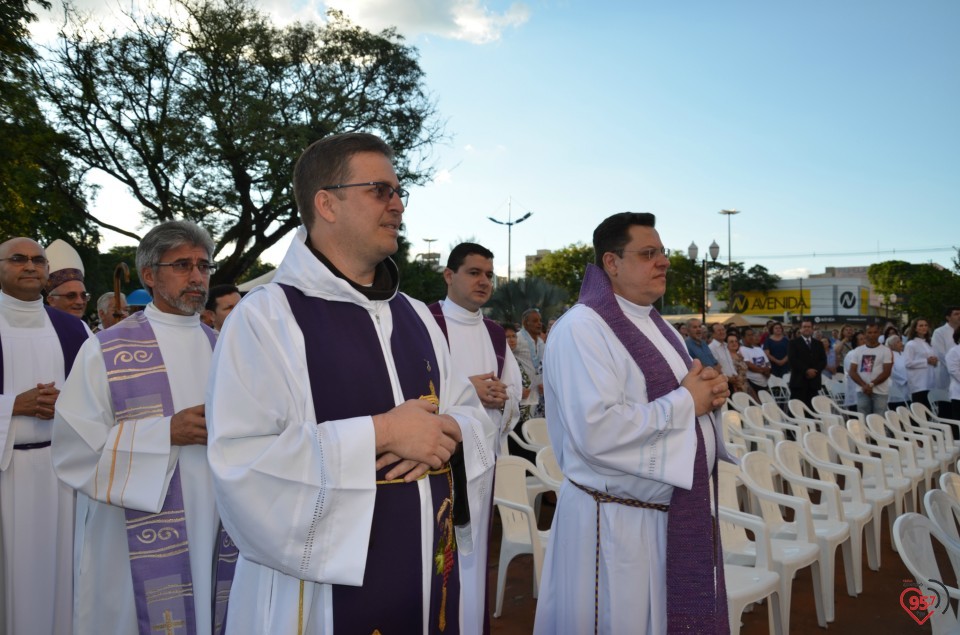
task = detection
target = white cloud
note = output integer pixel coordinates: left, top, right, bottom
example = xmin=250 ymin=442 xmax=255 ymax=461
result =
xmin=433 ymin=168 xmax=453 ymax=184
xmin=323 ymin=0 xmax=530 ymax=44
xmin=463 ymin=144 xmax=475 ymax=152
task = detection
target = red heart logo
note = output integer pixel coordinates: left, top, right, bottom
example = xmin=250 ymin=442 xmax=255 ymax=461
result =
xmin=900 ymin=587 xmax=933 ymax=626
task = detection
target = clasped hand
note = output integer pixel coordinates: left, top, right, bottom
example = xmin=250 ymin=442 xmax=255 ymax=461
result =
xmin=374 ymin=399 xmax=463 ymax=482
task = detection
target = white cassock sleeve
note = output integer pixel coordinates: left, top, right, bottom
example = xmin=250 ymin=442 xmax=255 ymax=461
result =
xmin=52 ymin=336 xmax=175 ymax=513
xmin=206 ymin=290 xmax=376 ymax=585
xmin=544 ymin=309 xmax=699 ymax=494
xmin=498 ymin=348 xmax=523 ymax=450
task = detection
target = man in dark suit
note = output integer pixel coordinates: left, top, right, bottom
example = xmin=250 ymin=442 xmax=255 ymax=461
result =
xmin=789 ymin=318 xmax=827 ymax=407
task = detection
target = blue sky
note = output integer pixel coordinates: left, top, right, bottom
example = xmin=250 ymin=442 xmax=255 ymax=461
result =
xmin=42 ymin=0 xmax=960 ymax=280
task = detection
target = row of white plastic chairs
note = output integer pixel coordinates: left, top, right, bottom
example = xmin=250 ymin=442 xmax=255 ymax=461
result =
xmin=894 ymin=466 xmax=960 ymax=634
xmin=721 ymin=396 xmax=960 ymax=632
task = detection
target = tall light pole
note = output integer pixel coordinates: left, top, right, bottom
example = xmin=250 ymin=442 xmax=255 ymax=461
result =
xmin=423 ymin=238 xmax=437 ymax=267
xmin=688 ymin=240 xmax=720 ymax=323
xmin=719 ymin=209 xmax=740 ymax=310
xmin=488 ymin=198 xmax=532 ymax=281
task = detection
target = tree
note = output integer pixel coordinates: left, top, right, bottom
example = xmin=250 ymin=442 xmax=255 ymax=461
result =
xmin=485 ymin=277 xmax=568 ymax=326
xmin=1 ymin=0 xmax=98 ymax=248
xmin=38 ymin=0 xmax=443 ymax=284
xmin=662 ymin=252 xmax=706 ymax=314
xmin=868 ymin=260 xmax=960 ymax=324
xmin=710 ymin=262 xmax=780 ymax=309
xmin=526 ymin=243 xmax=594 ymax=302
xmin=395 ymin=233 xmax=445 ymax=303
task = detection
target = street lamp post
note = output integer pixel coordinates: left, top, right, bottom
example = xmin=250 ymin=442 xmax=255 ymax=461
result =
xmin=688 ymin=240 xmax=720 ymax=323
xmin=488 ymin=198 xmax=532 ymax=281
xmin=423 ymin=238 xmax=437 ymax=268
xmin=719 ymin=209 xmax=741 ymax=310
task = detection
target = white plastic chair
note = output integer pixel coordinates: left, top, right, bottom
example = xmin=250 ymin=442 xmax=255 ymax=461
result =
xmin=845 ymin=418 xmax=917 ymax=523
xmin=731 ymin=391 xmax=763 ymax=413
xmin=912 ymin=402 xmax=960 ymax=454
xmin=761 ymin=402 xmax=817 ymax=439
xmin=893 ymin=513 xmax=960 ymax=635
xmin=721 ymin=507 xmax=784 ymax=635
xmin=863 ymin=413 xmax=926 ymax=512
xmin=812 ymin=394 xmax=863 ymax=426
xmin=898 ymin=406 xmax=958 ymax=473
xmin=882 ymin=410 xmax=940 ymax=492
xmin=941 ymin=472 xmax=960 ymax=503
xmin=506 ymin=430 xmax=553 ymax=512
xmin=521 ymin=417 xmax=550 ymax=449
xmin=757 ymin=389 xmax=778 ymax=407
xmin=535 ymin=445 xmax=563 ymax=490
xmin=788 ymin=398 xmax=819 ymax=421
xmin=739 ymin=406 xmax=785 ymax=446
xmin=741 ymin=451 xmax=849 ymax=624
xmin=767 ymin=375 xmax=791 ymax=408
xmin=719 ymin=461 xmax=822 ymax=632
xmin=922 ymin=488 xmax=960 ymax=581
xmin=775 ymin=440 xmax=875 ymax=591
xmin=723 ymin=410 xmax=775 ymax=456
xmin=492 ymin=456 xmax=551 ymax=618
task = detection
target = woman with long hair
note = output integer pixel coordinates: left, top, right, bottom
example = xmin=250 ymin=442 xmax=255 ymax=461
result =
xmin=904 ymin=317 xmax=939 ymax=407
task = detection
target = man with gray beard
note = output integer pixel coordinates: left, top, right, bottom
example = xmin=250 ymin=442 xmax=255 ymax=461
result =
xmin=53 ymin=221 xmax=234 ymax=635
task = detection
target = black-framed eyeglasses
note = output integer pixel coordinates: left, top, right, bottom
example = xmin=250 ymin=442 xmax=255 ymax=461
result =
xmin=618 ymin=247 xmax=671 ymax=261
xmin=49 ymin=291 xmax=91 ymax=302
xmin=0 ymin=254 xmax=48 ymax=266
xmin=319 ymin=181 xmax=409 ymax=207
xmin=154 ymin=260 xmax=217 ymax=275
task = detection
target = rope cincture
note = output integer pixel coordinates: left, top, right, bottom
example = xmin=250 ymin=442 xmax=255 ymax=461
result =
xmin=569 ymin=479 xmax=669 ymax=635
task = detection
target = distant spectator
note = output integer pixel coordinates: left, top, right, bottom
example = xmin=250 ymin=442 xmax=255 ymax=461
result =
xmin=848 ymin=322 xmax=893 ymax=415
xmin=685 ymin=318 xmax=719 ymax=372
xmin=726 ymin=333 xmax=754 ymax=399
xmin=885 ymin=335 xmax=910 ymax=411
xmin=763 ymin=322 xmax=789 ymax=378
xmin=202 ymin=284 xmax=241 ymax=331
xmin=904 ymin=317 xmax=939 ymax=408
xmin=95 ymin=291 xmax=128 ymax=330
xmin=833 ymin=324 xmax=856 ymax=374
xmin=741 ymin=327 xmax=771 ymax=395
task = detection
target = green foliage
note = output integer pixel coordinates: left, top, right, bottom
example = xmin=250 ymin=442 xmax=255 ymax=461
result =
xmin=526 ymin=243 xmax=594 ymax=302
xmin=395 ymin=233 xmax=445 ymax=303
xmin=0 ymin=0 xmax=98 ymax=248
xmin=868 ymin=260 xmax=960 ymax=324
xmin=485 ymin=277 xmax=568 ymax=326
xmin=38 ymin=0 xmax=443 ymax=284
xmin=235 ymin=259 xmax=276 ymax=285
xmin=710 ymin=262 xmax=781 ymax=308
xmin=663 ymin=252 xmax=706 ymax=314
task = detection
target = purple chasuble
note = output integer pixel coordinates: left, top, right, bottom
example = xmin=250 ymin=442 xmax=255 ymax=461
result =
xmin=577 ymin=264 xmax=729 ymax=634
xmin=98 ymin=311 xmax=237 ymax=635
xmin=0 ymin=305 xmax=88 ymax=389
xmin=281 ymin=285 xmax=460 ymax=635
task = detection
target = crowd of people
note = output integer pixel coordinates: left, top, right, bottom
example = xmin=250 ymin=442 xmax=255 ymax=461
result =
xmin=1 ymin=130 xmax=958 ymax=635
xmin=674 ymin=308 xmax=960 ymax=424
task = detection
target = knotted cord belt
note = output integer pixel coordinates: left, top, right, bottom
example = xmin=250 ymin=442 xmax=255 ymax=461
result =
xmin=569 ymin=479 xmax=669 ymax=635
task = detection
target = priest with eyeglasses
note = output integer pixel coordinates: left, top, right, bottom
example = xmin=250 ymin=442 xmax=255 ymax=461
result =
xmin=53 ymin=221 xmax=235 ymax=635
xmin=0 ymin=237 xmax=91 ymax=634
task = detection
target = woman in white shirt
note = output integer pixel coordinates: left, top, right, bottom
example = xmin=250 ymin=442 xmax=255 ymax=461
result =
xmin=904 ymin=317 xmax=938 ymax=407
xmin=945 ymin=326 xmax=960 ymax=421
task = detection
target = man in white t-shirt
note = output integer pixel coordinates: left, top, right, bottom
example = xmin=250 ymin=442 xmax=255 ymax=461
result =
xmin=740 ymin=327 xmax=770 ymax=394
xmin=848 ymin=322 xmax=894 ymax=415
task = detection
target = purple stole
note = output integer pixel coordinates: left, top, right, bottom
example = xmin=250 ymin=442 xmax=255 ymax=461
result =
xmin=280 ymin=284 xmax=460 ymax=635
xmin=577 ymin=264 xmax=729 ymax=634
xmin=98 ymin=311 xmax=238 ymax=635
xmin=0 ymin=305 xmax=88 ymax=388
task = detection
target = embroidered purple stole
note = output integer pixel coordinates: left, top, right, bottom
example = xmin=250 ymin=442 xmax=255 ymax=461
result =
xmin=577 ymin=264 xmax=729 ymax=634
xmin=0 ymin=305 xmax=88 ymax=389
xmin=98 ymin=311 xmax=237 ymax=635
xmin=281 ymin=285 xmax=460 ymax=635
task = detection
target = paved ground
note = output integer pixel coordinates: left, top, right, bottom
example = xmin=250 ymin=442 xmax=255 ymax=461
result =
xmin=486 ymin=503 xmax=942 ymax=634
